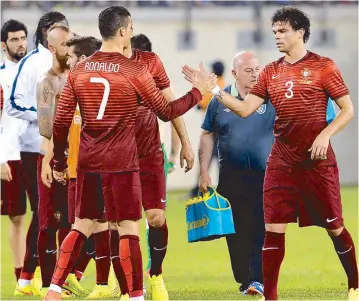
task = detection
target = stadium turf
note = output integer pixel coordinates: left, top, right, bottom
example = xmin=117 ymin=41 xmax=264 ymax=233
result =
xmin=1 ymin=187 xmax=357 ymax=300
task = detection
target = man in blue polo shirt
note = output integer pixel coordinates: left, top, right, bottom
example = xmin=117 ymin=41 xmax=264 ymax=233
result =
xmin=198 ymin=51 xmax=275 ymax=296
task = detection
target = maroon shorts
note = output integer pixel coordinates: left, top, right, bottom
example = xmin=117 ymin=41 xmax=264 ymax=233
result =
xmin=76 ymin=171 xmax=142 ymax=222
xmin=68 ymin=178 xmax=76 ymax=224
xmin=20 ymin=152 xmax=39 ymax=212
xmin=37 ymin=155 xmax=69 ymax=230
xmin=1 ymin=160 xmax=27 ymax=216
xmin=264 ymin=161 xmax=343 ymax=229
xmin=139 ymin=151 xmax=166 ymax=211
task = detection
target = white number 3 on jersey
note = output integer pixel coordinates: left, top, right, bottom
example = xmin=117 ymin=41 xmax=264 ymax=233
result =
xmin=285 ymin=81 xmax=294 ymax=99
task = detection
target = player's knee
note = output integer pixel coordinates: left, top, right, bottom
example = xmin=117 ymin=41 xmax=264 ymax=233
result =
xmin=9 ymin=214 xmax=25 ymax=227
xmin=265 ymin=223 xmax=287 ymax=233
xmin=73 ymin=217 xmax=97 ymax=237
xmin=146 ymin=210 xmax=165 ymax=227
xmin=109 ymin=221 xmax=117 ymax=231
xmin=117 ymin=220 xmax=140 ymax=236
xmin=326 ymin=226 xmax=344 ymax=237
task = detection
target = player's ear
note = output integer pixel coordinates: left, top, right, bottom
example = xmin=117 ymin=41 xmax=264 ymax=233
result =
xmin=1 ymin=42 xmax=6 ymax=51
xmin=80 ymin=55 xmax=86 ymax=61
xmin=297 ymin=28 xmax=305 ymax=40
xmin=119 ymin=27 xmax=125 ymax=37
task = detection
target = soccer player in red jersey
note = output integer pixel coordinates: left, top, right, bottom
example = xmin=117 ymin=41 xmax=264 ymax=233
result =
xmin=183 ymin=6 xmax=358 ymax=301
xmin=108 ymin=35 xmax=193 ymax=300
xmin=44 ymin=6 xmax=216 ymax=301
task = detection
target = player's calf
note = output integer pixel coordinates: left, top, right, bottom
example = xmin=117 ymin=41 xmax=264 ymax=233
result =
xmin=47 ymin=219 xmax=96 ymax=296
xmin=9 ymin=214 xmax=26 ymax=280
xmin=327 ymin=227 xmax=359 ymax=291
xmin=118 ymin=220 xmax=143 ymax=298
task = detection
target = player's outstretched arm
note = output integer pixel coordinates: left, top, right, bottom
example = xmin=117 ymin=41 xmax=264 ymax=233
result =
xmin=182 ymin=64 xmax=264 ymax=117
xmin=52 ymin=73 xmax=77 ymax=172
xmin=133 ymin=68 xmax=216 ymax=122
xmin=37 ymin=76 xmax=57 ymax=140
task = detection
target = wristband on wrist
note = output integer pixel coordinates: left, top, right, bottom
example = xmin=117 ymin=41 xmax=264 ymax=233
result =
xmin=211 ymin=85 xmax=220 ymax=95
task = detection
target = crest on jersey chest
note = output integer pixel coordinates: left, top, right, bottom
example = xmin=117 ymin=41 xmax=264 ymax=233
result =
xmin=256 ymin=104 xmax=267 ymax=114
xmin=74 ymin=115 xmax=81 ymax=125
xmin=300 ymin=68 xmax=312 ymax=84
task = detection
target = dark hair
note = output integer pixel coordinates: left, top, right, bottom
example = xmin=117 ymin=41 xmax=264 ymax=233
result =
xmin=98 ymin=6 xmax=131 ymax=40
xmin=211 ymin=61 xmax=224 ymax=77
xmin=1 ymin=19 xmax=28 ymax=43
xmin=271 ymin=6 xmax=311 ymax=43
xmin=33 ymin=11 xmax=67 ymax=46
xmin=131 ymin=34 xmax=152 ymax=52
xmin=65 ymin=36 xmax=102 ymax=57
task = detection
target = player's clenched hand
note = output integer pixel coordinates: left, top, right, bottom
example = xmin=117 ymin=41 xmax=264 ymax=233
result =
xmin=308 ymin=131 xmax=330 ymax=160
xmin=180 ymin=143 xmax=194 ymax=173
xmin=199 ymin=172 xmax=212 ymax=193
xmin=53 ymin=169 xmax=68 ymax=186
xmin=41 ymin=159 xmax=53 ymax=188
xmin=1 ymin=163 xmax=12 ymax=182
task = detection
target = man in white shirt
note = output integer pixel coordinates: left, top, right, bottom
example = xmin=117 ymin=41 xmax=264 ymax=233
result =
xmin=0 ymin=19 xmax=28 ymax=284
xmin=5 ymin=11 xmax=69 ymax=296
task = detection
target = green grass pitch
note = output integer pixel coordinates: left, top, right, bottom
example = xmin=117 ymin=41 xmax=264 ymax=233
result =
xmin=1 ymin=187 xmax=357 ymax=300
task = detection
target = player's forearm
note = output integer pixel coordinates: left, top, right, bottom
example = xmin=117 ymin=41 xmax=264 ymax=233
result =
xmin=322 ymin=103 xmax=354 ymax=137
xmin=215 ymin=90 xmax=259 ymax=118
xmin=199 ymin=132 xmax=214 ymax=174
xmin=170 ymin=123 xmax=181 ymax=158
xmin=52 ymin=126 xmax=70 ymax=171
xmin=43 ymin=136 xmax=54 ymax=163
xmin=153 ymin=88 xmax=202 ymax=122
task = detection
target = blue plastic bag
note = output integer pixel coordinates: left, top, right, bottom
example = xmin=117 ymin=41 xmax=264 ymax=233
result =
xmin=186 ymin=186 xmax=235 ymax=243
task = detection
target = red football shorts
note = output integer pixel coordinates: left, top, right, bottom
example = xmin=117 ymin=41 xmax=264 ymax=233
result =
xmin=37 ymin=155 xmax=69 ymax=229
xmin=1 ymin=160 xmax=26 ymax=216
xmin=76 ymin=171 xmax=142 ymax=222
xmin=139 ymin=151 xmax=166 ymax=211
xmin=264 ymin=160 xmax=343 ymax=230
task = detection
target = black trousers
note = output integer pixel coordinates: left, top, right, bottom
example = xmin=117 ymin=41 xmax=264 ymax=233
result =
xmin=217 ymin=168 xmax=265 ymax=287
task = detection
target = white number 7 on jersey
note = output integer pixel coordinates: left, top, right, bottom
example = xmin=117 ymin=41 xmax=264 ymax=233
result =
xmin=90 ymin=77 xmax=110 ymax=120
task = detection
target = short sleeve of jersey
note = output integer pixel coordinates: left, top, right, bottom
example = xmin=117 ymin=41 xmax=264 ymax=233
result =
xmin=321 ymin=60 xmax=349 ymax=101
xmin=249 ymin=66 xmax=269 ymax=102
xmin=201 ymin=97 xmax=216 ymax=133
xmin=152 ymin=54 xmax=170 ymax=90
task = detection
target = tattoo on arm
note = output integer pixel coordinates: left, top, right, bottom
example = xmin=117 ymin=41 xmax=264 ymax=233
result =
xmin=37 ymin=78 xmax=57 ymax=140
xmin=215 ymin=90 xmax=223 ymax=100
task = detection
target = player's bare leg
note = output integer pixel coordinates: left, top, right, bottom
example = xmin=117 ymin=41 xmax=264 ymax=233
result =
xmin=9 ymin=215 xmax=26 ymax=281
xmin=327 ymin=226 xmax=359 ymax=300
xmin=146 ymin=209 xmax=168 ymax=300
xmin=43 ymin=218 xmax=96 ymax=300
xmin=262 ymin=223 xmax=287 ymax=301
xmin=86 ymin=222 xmax=112 ymax=299
xmin=118 ymin=219 xmax=144 ymax=300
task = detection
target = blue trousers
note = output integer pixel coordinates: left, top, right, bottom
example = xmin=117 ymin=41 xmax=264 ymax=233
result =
xmin=217 ymin=168 xmax=265 ymax=287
